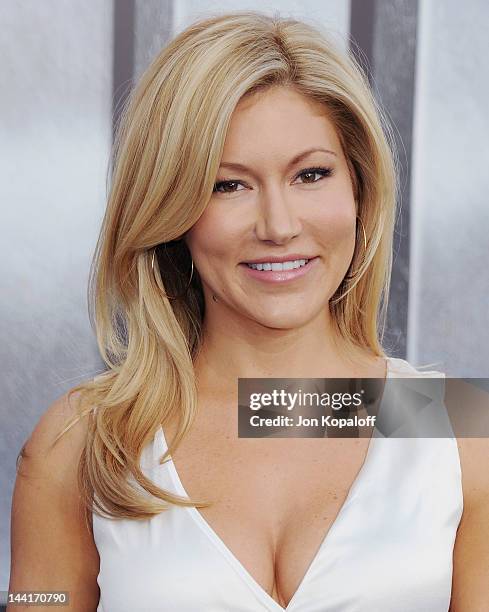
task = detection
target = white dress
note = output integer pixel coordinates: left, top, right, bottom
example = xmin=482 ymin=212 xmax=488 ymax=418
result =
xmin=93 ymin=357 xmax=463 ymax=611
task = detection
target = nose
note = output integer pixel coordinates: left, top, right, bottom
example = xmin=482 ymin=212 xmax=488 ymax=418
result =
xmin=254 ymin=185 xmax=302 ymax=244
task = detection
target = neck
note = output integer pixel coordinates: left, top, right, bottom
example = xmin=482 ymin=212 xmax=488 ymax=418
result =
xmin=193 ymin=304 xmax=380 ymax=397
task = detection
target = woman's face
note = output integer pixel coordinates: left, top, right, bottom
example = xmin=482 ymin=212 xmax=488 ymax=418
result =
xmin=185 ymin=86 xmax=357 ymax=329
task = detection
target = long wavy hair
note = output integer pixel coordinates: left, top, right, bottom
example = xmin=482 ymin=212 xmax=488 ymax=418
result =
xmin=20 ymin=10 xmax=398 ymax=523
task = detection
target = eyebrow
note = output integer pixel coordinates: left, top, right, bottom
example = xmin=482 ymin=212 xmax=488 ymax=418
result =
xmin=219 ymin=147 xmax=338 ymax=173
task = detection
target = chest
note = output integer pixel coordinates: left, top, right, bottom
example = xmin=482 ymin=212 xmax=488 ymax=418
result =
xmin=164 ymin=422 xmax=371 ymax=608
xmin=93 ymin=435 xmax=461 ymax=612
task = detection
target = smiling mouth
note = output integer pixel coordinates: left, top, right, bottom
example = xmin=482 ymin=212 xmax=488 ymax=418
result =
xmin=238 ymin=256 xmax=319 ymax=283
xmin=241 ymin=257 xmax=318 ymax=271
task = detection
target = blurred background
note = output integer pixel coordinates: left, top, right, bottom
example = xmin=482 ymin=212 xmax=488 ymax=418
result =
xmin=1 ymin=0 xmax=488 ymax=601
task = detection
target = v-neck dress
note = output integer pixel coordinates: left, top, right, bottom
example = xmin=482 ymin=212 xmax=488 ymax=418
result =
xmin=93 ymin=357 xmax=463 ymax=612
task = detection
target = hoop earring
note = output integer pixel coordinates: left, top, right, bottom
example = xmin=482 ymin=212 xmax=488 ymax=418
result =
xmin=151 ymin=247 xmax=194 ymax=300
xmin=343 ymin=215 xmax=367 ymax=281
xmin=330 ymin=216 xmax=368 ymax=306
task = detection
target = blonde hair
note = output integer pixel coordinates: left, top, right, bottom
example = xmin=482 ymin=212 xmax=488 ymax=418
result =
xmin=20 ymin=10 xmax=398 ymax=522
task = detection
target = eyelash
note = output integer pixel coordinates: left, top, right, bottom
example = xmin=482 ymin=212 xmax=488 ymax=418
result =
xmin=212 ymin=166 xmax=334 ymax=194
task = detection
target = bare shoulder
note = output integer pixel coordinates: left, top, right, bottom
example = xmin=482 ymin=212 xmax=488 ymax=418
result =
xmin=21 ymin=389 xmax=89 ymax=468
xmin=9 ymin=389 xmax=100 ymax=611
xmin=446 ymin=378 xmax=489 ymax=499
xmin=15 ymin=389 xmax=92 ymax=503
xmin=447 ymin=380 xmax=489 ymax=609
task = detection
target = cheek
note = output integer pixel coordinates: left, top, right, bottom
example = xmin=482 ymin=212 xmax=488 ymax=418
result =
xmin=185 ymin=207 xmax=241 ymax=266
xmin=315 ymin=199 xmax=356 ymax=249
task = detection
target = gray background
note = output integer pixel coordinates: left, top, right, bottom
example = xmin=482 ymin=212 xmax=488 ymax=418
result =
xmin=1 ymin=0 xmax=488 ymax=598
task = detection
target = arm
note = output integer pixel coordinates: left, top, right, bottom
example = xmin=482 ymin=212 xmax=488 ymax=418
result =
xmin=8 ymin=392 xmax=100 ymax=611
xmin=450 ymin=435 xmax=489 ymax=610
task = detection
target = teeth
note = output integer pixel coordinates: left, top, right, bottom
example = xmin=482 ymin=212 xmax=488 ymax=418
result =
xmin=246 ymin=259 xmax=309 ymax=271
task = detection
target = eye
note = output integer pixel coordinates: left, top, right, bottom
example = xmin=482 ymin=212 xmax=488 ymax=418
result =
xmin=294 ymin=166 xmax=333 ymax=184
xmin=212 ymin=165 xmax=334 ymax=194
xmin=212 ymin=180 xmax=246 ymax=194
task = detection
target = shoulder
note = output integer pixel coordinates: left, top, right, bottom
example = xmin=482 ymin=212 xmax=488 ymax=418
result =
xmin=20 ymin=389 xmax=90 ymax=483
xmin=443 ymin=378 xmax=489 ymax=503
xmin=452 ymin=378 xmax=489 ymax=505
xmin=15 ymin=388 xmax=94 ymax=522
xmin=385 ymin=361 xmax=488 ymax=494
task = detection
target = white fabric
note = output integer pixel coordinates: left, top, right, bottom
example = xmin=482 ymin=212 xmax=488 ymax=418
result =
xmin=93 ymin=357 xmax=463 ymax=611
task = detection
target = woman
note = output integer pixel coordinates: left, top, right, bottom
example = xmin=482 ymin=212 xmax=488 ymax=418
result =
xmin=9 ymin=10 xmax=489 ymax=612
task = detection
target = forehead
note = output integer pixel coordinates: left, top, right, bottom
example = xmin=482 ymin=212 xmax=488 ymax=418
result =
xmin=222 ymin=86 xmax=341 ymax=157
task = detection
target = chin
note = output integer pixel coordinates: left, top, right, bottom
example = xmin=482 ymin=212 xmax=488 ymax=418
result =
xmin=250 ymin=309 xmax=319 ymax=330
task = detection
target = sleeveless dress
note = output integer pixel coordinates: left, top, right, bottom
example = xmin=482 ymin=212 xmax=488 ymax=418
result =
xmin=92 ymin=357 xmax=463 ymax=612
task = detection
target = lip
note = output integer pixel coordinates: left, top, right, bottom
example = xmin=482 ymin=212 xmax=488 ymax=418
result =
xmin=242 ymin=253 xmax=316 ymax=264
xmin=239 ymin=256 xmax=319 ymax=283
